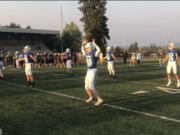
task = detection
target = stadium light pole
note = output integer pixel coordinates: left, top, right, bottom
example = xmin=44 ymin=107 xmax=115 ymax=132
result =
xmin=166 ymin=34 xmax=170 ymax=52
xmin=123 ymin=36 xmax=126 ymax=49
xmin=60 ymin=1 xmax=64 ymax=52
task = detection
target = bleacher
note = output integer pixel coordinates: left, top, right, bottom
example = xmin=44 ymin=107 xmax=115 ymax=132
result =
xmin=0 ymin=27 xmax=60 ymax=54
xmin=0 ymin=39 xmax=52 ymax=54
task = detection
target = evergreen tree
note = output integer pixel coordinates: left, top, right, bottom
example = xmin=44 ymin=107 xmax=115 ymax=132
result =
xmin=79 ymin=0 xmax=110 ymax=53
xmin=129 ymin=41 xmax=139 ymax=52
xmin=113 ymin=46 xmax=123 ymax=58
xmin=62 ymin=22 xmax=82 ymax=52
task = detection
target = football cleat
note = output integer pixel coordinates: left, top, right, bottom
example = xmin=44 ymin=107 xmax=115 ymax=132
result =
xmin=86 ymin=97 xmax=93 ymax=103
xmin=177 ymin=82 xmax=180 ymax=87
xmin=166 ymin=81 xmax=171 ymax=86
xmin=94 ymin=98 xmax=103 ymax=106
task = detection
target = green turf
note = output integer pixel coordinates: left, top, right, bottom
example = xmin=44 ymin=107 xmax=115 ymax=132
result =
xmin=0 ymin=60 xmax=180 ymax=135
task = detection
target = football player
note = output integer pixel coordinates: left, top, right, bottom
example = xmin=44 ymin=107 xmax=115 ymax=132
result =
xmin=0 ymin=51 xmax=4 ymax=79
xmin=163 ymin=43 xmax=180 ymax=87
xmin=104 ymin=47 xmax=116 ymax=78
xmin=136 ymin=51 xmax=142 ymax=66
xmin=15 ymin=51 xmax=20 ymax=70
xmin=99 ymin=52 xmax=104 ymax=65
xmin=36 ymin=52 xmax=42 ymax=68
xmin=130 ymin=52 xmax=136 ymax=67
xmin=65 ymin=48 xmax=72 ymax=75
xmin=159 ymin=51 xmax=164 ymax=67
xmin=81 ymin=38 xmax=103 ymax=106
xmin=18 ymin=46 xmax=36 ymax=87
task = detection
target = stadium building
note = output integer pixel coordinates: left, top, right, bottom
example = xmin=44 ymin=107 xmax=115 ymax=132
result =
xmin=0 ymin=27 xmax=60 ymax=53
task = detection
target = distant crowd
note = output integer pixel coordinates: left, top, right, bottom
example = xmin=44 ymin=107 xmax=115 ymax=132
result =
xmin=0 ymin=51 xmax=87 ymax=69
xmin=0 ymin=49 xmax=144 ymax=70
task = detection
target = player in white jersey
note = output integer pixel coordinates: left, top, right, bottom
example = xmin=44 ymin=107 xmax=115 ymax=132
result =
xmin=15 ymin=51 xmax=20 ymax=70
xmin=18 ymin=46 xmax=36 ymax=87
xmin=136 ymin=51 xmax=142 ymax=66
xmin=104 ymin=47 xmax=116 ymax=78
xmin=163 ymin=43 xmax=180 ymax=87
xmin=81 ymin=37 xmax=103 ymax=106
xmin=65 ymin=48 xmax=72 ymax=75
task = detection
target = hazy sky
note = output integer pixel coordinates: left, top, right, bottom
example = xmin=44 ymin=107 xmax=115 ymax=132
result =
xmin=0 ymin=1 xmax=180 ymax=47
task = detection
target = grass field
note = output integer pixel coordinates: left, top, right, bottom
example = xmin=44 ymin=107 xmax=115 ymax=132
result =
xmin=0 ymin=60 xmax=180 ymax=135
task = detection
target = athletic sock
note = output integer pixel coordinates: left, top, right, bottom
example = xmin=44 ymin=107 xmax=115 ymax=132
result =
xmin=27 ymin=81 xmax=31 ymax=87
xmin=31 ymin=81 xmax=35 ymax=87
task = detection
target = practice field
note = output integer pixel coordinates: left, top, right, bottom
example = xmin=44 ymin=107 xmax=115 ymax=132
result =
xmin=0 ymin=60 xmax=180 ymax=135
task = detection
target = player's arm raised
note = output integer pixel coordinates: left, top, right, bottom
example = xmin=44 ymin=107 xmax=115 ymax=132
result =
xmin=168 ymin=40 xmax=170 ymax=46
xmin=81 ymin=40 xmax=86 ymax=56
xmin=92 ymin=39 xmax=101 ymax=57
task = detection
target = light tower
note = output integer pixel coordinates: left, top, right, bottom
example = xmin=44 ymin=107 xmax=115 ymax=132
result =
xmin=123 ymin=36 xmax=126 ymax=49
xmin=60 ymin=1 xmax=64 ymax=52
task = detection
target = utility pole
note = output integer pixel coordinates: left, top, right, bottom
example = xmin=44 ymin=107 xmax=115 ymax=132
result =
xmin=166 ymin=34 xmax=170 ymax=52
xmin=60 ymin=1 xmax=64 ymax=52
xmin=123 ymin=36 xmax=126 ymax=48
xmin=123 ymin=36 xmax=126 ymax=50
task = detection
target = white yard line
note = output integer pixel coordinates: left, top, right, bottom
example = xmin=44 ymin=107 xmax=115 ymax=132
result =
xmin=1 ymin=81 xmax=180 ymax=124
xmin=156 ymin=86 xmax=180 ymax=94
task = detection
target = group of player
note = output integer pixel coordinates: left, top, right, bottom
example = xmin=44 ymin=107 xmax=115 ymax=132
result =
xmin=0 ymin=37 xmax=117 ymax=105
xmin=130 ymin=51 xmax=142 ymax=67
xmin=2 ymin=51 xmax=85 ymax=69
xmin=0 ymin=38 xmax=180 ymax=105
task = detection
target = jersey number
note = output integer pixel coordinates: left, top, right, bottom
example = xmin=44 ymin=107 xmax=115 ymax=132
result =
xmin=25 ymin=55 xmax=28 ymax=63
xmin=86 ymin=56 xmax=92 ymax=67
xmin=107 ymin=55 xmax=111 ymax=61
xmin=169 ymin=53 xmax=175 ymax=61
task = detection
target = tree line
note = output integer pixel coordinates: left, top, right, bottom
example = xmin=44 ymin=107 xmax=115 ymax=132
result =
xmin=1 ymin=22 xmax=31 ymax=29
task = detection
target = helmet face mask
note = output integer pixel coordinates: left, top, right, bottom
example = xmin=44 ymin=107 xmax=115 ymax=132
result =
xmin=106 ymin=47 xmax=111 ymax=52
xmin=168 ymin=43 xmax=174 ymax=50
xmin=85 ymin=47 xmax=92 ymax=53
xmin=24 ymin=46 xmax=31 ymax=53
xmin=85 ymin=42 xmax=95 ymax=53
